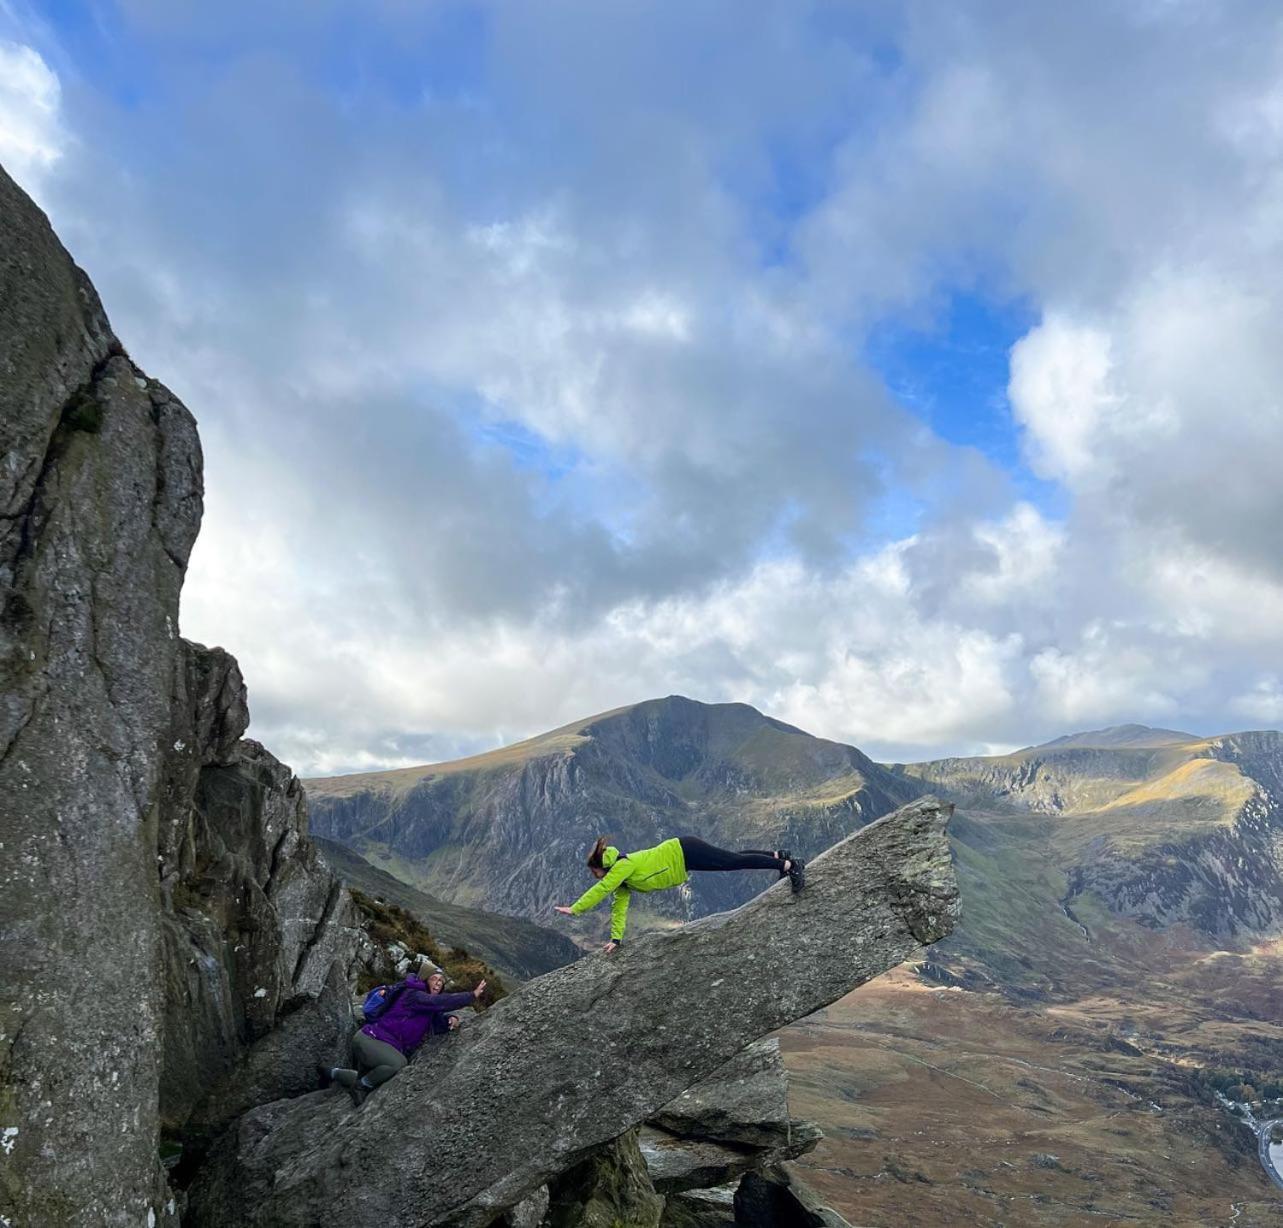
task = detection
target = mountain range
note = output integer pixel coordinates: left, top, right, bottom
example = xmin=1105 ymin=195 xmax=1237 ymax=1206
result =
xmin=306 ymin=698 xmax=1283 ymax=1225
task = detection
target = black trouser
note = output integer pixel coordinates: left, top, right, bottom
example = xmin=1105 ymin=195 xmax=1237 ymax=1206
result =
xmin=678 ymin=836 xmax=784 ymax=873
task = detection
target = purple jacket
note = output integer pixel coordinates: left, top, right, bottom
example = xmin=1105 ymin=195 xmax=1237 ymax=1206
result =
xmin=363 ymin=976 xmax=475 ymax=1056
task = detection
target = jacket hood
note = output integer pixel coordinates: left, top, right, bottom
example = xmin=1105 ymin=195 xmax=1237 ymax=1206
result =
xmin=601 ymin=846 xmax=621 ymax=869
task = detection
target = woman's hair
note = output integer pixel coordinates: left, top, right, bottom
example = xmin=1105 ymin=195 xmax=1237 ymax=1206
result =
xmin=586 ymin=836 xmax=610 ymax=870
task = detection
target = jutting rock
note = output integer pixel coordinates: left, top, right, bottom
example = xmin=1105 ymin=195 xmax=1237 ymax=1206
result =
xmin=187 ymin=795 xmax=958 ymax=1227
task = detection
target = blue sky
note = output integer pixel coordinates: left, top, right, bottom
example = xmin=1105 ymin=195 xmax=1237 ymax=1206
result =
xmin=3 ymin=1 xmax=1282 ymax=773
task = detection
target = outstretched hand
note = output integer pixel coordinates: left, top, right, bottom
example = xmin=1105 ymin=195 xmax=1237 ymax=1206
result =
xmin=553 ymin=905 xmax=574 ymax=916
xmin=473 ymin=979 xmax=487 ymax=1000
xmin=603 ymin=941 xmax=619 ymax=954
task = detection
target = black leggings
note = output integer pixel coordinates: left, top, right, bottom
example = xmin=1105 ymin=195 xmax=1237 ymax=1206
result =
xmin=678 ymin=837 xmax=784 ymax=873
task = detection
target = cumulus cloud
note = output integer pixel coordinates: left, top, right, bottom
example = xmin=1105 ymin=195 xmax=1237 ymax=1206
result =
xmin=0 ymin=39 xmax=64 ymax=199
xmin=4 ymin=1 xmax=1282 ymax=773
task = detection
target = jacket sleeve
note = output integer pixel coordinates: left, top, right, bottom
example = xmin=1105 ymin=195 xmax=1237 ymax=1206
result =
xmin=609 ymin=885 xmax=631 ymax=942
xmin=569 ymin=858 xmax=633 ymax=915
xmin=401 ymin=990 xmax=476 ymax=1012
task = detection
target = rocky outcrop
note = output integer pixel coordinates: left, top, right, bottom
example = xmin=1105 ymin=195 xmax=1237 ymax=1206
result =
xmin=0 ymin=163 xmax=357 ymax=1226
xmin=186 ymin=796 xmax=957 ymax=1227
xmin=640 ymin=1038 xmax=822 ymax=1196
xmin=306 ymin=697 xmax=922 ymax=928
xmin=1 ymin=160 xmax=201 ymax=1228
xmin=158 ymin=643 xmax=360 ymax=1155
xmin=497 ymin=1037 xmax=831 ymax=1228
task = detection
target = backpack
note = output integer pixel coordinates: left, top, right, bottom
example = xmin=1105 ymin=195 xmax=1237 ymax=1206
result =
xmin=361 ymin=980 xmax=408 ymax=1022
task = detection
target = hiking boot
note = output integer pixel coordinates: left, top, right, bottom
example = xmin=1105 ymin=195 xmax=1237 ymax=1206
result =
xmin=787 ymin=857 xmax=806 ymax=894
xmin=315 ymin=1064 xmax=334 ymax=1090
xmin=347 ymin=1082 xmax=370 ymax=1108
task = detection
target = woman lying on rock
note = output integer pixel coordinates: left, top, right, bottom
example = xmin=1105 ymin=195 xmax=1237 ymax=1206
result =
xmin=553 ymin=836 xmax=804 ymax=952
xmin=321 ymin=963 xmax=485 ymax=1106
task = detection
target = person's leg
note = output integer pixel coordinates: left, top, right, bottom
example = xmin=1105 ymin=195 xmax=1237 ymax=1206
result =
xmin=678 ymin=836 xmax=783 ymax=873
xmin=352 ymin=1031 xmax=407 ymax=1089
xmin=738 ymin=846 xmax=792 ymax=865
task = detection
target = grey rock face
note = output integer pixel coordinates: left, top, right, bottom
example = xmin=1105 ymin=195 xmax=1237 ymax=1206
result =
xmin=650 ymin=1038 xmax=812 ymax=1151
xmin=638 ymin=1128 xmax=764 ymax=1195
xmin=158 ymin=643 xmax=360 ymax=1148
xmin=0 ymin=162 xmax=199 ymax=1228
xmin=0 ymin=162 xmax=358 ymax=1226
xmin=641 ymin=1038 xmax=822 ymax=1195
xmin=185 ymin=796 xmax=957 ymax=1227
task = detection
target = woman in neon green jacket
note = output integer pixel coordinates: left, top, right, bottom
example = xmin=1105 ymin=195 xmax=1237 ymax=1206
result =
xmin=553 ymin=836 xmax=805 ymax=951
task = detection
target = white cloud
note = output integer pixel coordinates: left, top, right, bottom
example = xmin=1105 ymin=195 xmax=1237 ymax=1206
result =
xmin=1233 ymin=676 xmax=1283 ymax=725
xmin=0 ymin=40 xmax=64 ymax=199
xmin=10 ymin=2 xmax=1283 ymax=772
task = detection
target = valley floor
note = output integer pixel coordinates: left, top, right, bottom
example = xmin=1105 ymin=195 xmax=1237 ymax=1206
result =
xmin=780 ymin=969 xmax=1283 ymax=1227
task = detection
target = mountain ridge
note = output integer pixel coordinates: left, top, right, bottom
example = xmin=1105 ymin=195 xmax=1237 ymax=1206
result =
xmin=306 ymin=695 xmax=920 ymax=930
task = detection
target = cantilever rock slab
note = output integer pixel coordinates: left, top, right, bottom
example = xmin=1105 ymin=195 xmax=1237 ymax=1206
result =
xmin=188 ymin=796 xmax=957 ymax=1227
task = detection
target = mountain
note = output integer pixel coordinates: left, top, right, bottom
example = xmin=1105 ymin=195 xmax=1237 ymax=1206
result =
xmin=1031 ymin=723 xmax=1198 ymax=751
xmin=313 ymin=713 xmax=1283 ymax=1223
xmin=787 ymin=725 xmax=1283 ymax=1225
xmin=305 ymin=696 xmax=920 ymax=936
xmin=313 ymin=836 xmax=579 ymax=981
xmin=901 ymin=726 xmax=1283 ymax=941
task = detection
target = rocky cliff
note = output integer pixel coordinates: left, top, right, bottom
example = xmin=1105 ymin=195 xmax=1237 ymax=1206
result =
xmin=0 ymin=162 xmax=357 ymax=1226
xmin=186 ymin=796 xmax=958 ymax=1226
xmin=902 ymin=726 xmax=1283 ymax=940
xmin=306 ymin=696 xmax=921 ymax=931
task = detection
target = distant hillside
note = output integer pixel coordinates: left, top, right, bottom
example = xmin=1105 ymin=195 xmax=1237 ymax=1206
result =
xmin=899 ymin=726 xmax=1283 ymax=944
xmin=1031 ymin=723 xmax=1197 ymax=751
xmin=314 ymin=838 xmax=579 ymax=982
xmin=306 ymin=696 xmax=919 ymax=934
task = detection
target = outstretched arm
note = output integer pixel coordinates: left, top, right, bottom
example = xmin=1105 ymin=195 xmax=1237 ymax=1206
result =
xmin=566 ymin=858 xmax=633 ymax=915
xmin=402 ymin=989 xmax=477 ymax=1012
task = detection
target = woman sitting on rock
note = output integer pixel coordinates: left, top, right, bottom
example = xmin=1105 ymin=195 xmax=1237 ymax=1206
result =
xmin=553 ymin=836 xmax=804 ymax=952
xmin=322 ymin=963 xmax=485 ymax=1105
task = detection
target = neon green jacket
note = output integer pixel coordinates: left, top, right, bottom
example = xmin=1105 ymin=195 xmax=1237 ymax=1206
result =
xmin=569 ymin=838 xmax=688 ymax=941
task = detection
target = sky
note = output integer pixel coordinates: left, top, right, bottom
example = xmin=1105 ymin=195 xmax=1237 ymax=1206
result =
xmin=2 ymin=0 xmax=1282 ymax=775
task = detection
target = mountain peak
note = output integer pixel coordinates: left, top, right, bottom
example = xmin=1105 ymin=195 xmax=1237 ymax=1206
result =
xmin=1030 ymin=724 xmax=1197 ymax=752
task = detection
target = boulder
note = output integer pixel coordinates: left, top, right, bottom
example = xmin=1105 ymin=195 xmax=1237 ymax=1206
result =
xmin=651 ymin=1038 xmax=818 ymax=1152
xmin=185 ymin=795 xmax=957 ymax=1226
xmin=639 ymin=1126 xmax=763 ymax=1194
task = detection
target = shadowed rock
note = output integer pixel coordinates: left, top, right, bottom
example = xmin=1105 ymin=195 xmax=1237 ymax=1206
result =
xmin=187 ymin=795 xmax=957 ymax=1226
